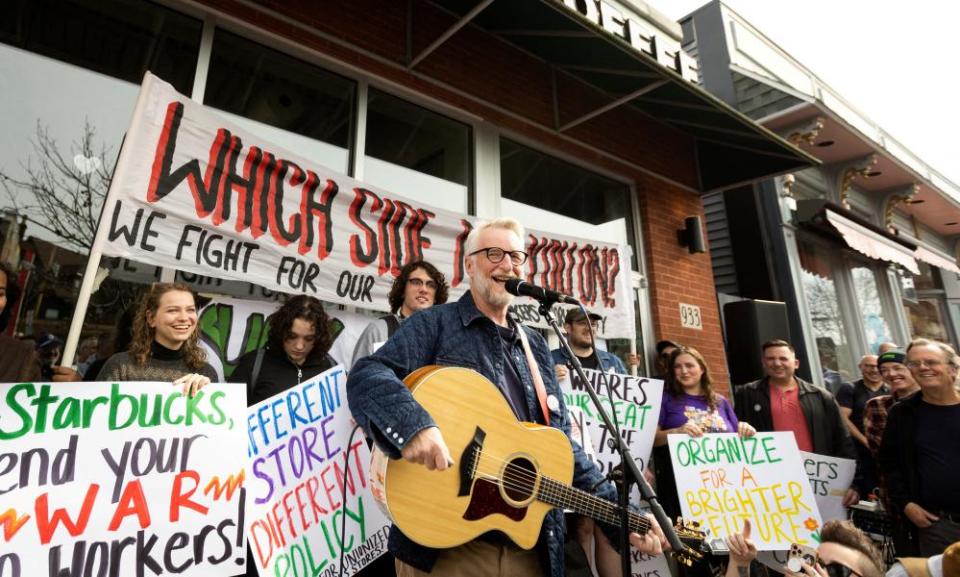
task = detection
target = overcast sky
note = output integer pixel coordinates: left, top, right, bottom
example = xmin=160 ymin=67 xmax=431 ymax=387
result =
xmin=658 ymin=0 xmax=960 ymax=187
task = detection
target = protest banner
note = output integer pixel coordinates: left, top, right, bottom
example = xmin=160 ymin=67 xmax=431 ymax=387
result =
xmin=89 ymin=72 xmax=635 ymax=341
xmin=668 ymin=432 xmax=823 ymax=550
xmin=245 ymin=365 xmax=390 ymax=577
xmin=561 ymin=369 xmax=665 ymax=577
xmin=0 ymin=381 xmax=248 ymax=577
xmin=800 ymin=451 xmax=856 ymax=523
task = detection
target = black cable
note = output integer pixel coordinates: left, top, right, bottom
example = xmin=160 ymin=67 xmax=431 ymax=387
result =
xmin=337 ymin=422 xmax=365 ymax=577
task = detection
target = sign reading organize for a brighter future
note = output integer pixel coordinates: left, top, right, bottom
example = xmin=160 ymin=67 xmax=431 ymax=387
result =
xmin=244 ymin=365 xmax=390 ymax=577
xmin=0 ymin=381 xmax=248 ymax=577
xmin=667 ymin=432 xmax=823 ymax=550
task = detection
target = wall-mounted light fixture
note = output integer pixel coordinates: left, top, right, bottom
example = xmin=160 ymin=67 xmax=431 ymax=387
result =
xmin=677 ymin=215 xmax=706 ymax=254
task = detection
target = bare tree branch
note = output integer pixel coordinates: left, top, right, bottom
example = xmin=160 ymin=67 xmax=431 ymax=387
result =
xmin=1 ymin=120 xmax=113 ymax=251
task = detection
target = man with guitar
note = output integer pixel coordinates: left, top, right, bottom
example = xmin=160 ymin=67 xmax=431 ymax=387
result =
xmin=348 ymin=217 xmax=667 ymax=577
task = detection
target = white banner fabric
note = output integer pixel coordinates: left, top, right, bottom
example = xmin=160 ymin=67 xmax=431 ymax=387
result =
xmin=98 ymin=73 xmax=635 ymax=338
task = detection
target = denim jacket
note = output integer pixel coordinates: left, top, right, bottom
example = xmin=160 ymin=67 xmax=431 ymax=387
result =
xmin=551 ymin=348 xmax=627 ymax=374
xmin=347 ymin=291 xmax=618 ymax=577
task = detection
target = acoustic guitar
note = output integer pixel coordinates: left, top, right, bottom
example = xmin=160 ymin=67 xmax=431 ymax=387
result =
xmin=368 ymin=365 xmax=703 ymax=564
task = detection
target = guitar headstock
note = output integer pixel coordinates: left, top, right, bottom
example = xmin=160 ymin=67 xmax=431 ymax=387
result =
xmin=672 ymin=518 xmax=706 ymax=566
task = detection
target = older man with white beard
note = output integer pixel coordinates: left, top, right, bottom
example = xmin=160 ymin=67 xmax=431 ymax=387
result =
xmin=348 ymin=217 xmax=666 ymax=577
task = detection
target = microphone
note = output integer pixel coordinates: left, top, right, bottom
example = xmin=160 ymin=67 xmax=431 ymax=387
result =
xmin=504 ymin=278 xmax=579 ymax=305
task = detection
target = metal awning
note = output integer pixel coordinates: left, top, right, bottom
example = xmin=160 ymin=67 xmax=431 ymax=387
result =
xmin=798 ymin=200 xmax=919 ymax=274
xmin=420 ymin=0 xmax=818 ymax=192
xmin=914 ymin=246 xmax=960 ymax=275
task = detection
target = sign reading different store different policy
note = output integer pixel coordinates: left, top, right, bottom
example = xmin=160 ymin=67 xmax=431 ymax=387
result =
xmin=245 ymin=365 xmax=390 ymax=577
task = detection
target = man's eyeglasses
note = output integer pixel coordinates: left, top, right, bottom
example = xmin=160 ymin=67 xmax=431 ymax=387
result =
xmin=905 ymin=359 xmax=945 ymax=369
xmin=407 ymin=278 xmax=437 ymax=290
xmin=470 ymin=247 xmax=528 ymax=265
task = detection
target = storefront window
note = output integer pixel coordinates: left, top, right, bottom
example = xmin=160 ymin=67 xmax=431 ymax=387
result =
xmin=499 ymin=138 xmax=638 ymax=269
xmin=905 ymin=298 xmax=951 ymax=345
xmin=500 ymin=139 xmax=640 ymax=354
xmin=912 ymin=261 xmax=943 ymax=291
xmin=364 ymin=89 xmax=472 ymax=213
xmin=903 ymin=263 xmax=954 ymax=346
xmin=204 ymin=29 xmax=355 ymax=173
xmin=798 ymin=236 xmax=855 ymax=380
xmin=2 ymin=0 xmax=201 ymax=94
xmin=851 ymin=264 xmax=895 ymax=353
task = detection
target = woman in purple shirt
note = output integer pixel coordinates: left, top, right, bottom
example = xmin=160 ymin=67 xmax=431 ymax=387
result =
xmin=652 ymin=346 xmax=756 ymax=519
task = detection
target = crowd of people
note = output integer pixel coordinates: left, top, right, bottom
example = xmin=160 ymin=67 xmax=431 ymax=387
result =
xmin=3 ymin=215 xmax=960 ymax=577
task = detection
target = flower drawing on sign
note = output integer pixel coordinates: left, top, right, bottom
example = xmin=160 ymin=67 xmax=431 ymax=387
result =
xmin=803 ymin=517 xmax=819 ymax=531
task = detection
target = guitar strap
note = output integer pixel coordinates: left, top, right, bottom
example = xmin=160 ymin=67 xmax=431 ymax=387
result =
xmin=515 ymin=323 xmax=551 ymax=426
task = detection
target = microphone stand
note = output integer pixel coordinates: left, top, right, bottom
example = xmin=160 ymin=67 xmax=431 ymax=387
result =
xmin=538 ymin=299 xmax=687 ymax=574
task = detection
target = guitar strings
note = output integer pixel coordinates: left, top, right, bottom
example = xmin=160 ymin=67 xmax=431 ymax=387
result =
xmin=468 ymin=448 xmax=652 ymax=533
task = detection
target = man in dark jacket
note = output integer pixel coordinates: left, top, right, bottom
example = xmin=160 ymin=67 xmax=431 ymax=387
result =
xmin=879 ymin=338 xmax=960 ymax=556
xmin=733 ymin=339 xmax=861 ymax=506
xmin=347 ymin=218 xmax=666 ymax=577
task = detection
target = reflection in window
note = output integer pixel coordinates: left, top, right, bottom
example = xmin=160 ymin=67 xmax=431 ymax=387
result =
xmin=204 ymin=29 xmax=355 ymax=168
xmin=905 ymin=298 xmax=951 ymax=345
xmin=499 ymin=139 xmax=637 ymax=268
xmin=912 ymin=261 xmax=943 ymax=291
xmin=1 ymin=0 xmax=201 ymax=94
xmin=798 ymin=237 xmax=854 ymax=380
xmin=851 ymin=265 xmax=895 ymax=353
xmin=364 ymin=89 xmax=472 ymax=213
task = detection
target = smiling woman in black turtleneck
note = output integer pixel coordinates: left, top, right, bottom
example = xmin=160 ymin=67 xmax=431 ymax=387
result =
xmin=96 ymin=283 xmax=217 ymax=395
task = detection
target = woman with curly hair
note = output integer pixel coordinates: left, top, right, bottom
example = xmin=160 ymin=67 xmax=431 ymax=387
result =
xmin=96 ymin=283 xmax=216 ymax=395
xmin=231 ymin=294 xmax=336 ymax=405
xmin=652 ymin=346 xmax=755 ymax=520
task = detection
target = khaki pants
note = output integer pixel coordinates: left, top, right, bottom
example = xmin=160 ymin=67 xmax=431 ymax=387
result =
xmin=395 ymin=540 xmax=544 ymax=577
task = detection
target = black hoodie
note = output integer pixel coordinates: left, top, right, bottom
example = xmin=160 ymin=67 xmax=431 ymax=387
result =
xmin=230 ymin=346 xmax=335 ymax=406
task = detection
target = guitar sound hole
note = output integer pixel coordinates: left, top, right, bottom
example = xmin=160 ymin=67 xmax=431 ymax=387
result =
xmin=502 ymin=457 xmax=536 ymax=502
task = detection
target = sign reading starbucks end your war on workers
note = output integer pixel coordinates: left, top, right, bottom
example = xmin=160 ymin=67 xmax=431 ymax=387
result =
xmin=668 ymin=432 xmax=823 ymax=550
xmin=0 ymin=381 xmax=248 ymax=577
xmin=245 ymin=365 xmax=390 ymax=577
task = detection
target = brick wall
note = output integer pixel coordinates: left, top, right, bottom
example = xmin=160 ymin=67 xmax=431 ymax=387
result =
xmin=193 ymin=0 xmax=730 ymax=391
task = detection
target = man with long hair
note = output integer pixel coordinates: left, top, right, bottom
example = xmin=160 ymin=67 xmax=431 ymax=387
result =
xmin=350 ymin=260 xmax=448 ymax=368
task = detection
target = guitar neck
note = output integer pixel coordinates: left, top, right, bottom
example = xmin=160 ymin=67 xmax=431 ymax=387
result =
xmin=536 ymin=477 xmax=650 ymax=534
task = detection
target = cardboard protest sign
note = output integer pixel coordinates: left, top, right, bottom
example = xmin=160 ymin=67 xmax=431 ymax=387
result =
xmin=0 ymin=381 xmax=248 ymax=577
xmin=800 ymin=451 xmax=856 ymax=522
xmin=560 ymin=370 xmax=665 ymax=577
xmin=559 ymin=369 xmax=663 ymax=476
xmin=97 ymin=72 xmax=635 ymax=339
xmin=245 ymin=365 xmax=390 ymax=577
xmin=668 ymin=432 xmax=823 ymax=550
